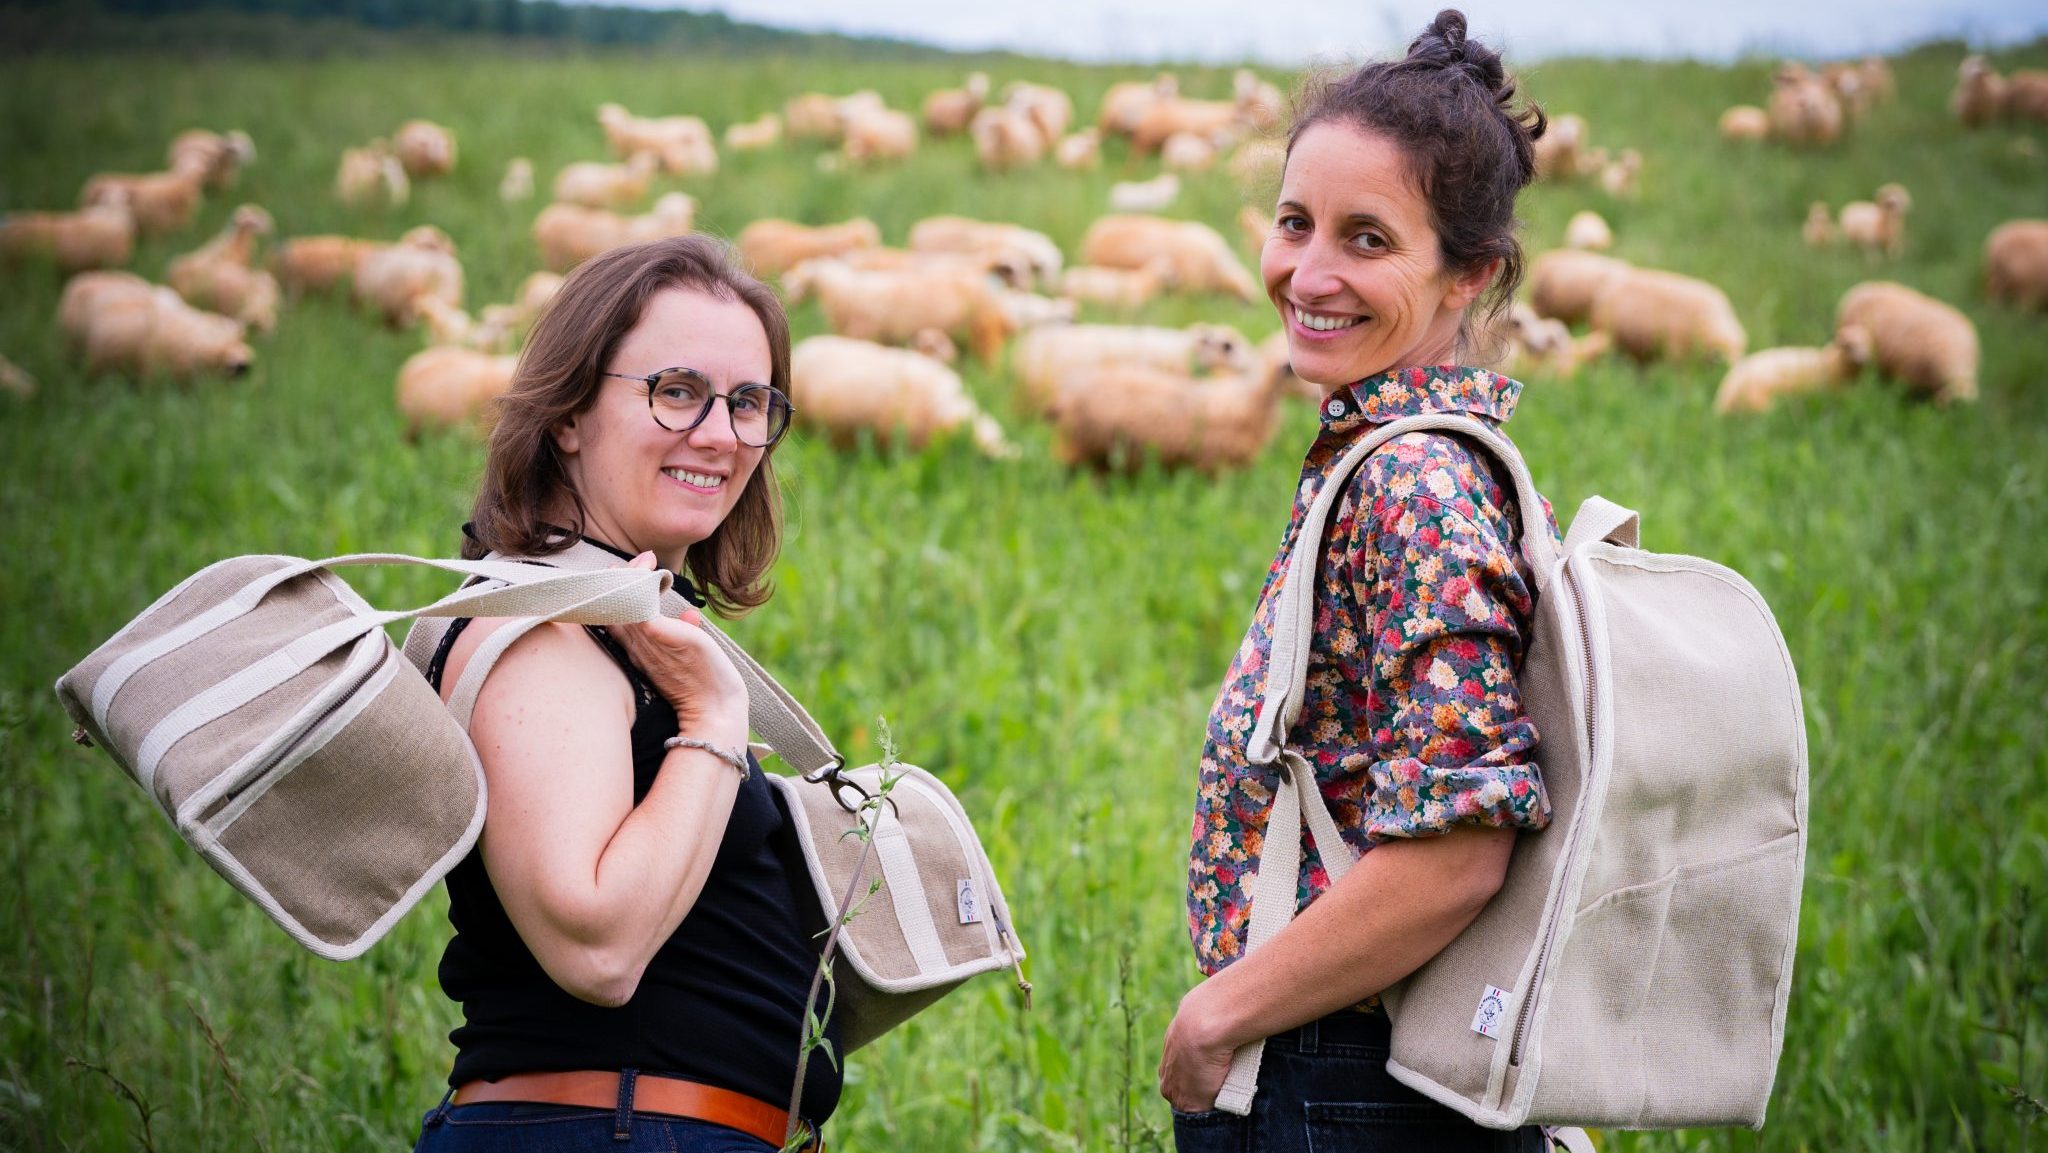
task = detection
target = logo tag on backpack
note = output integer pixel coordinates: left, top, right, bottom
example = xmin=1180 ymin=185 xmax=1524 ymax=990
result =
xmin=957 ymin=878 xmax=982 ymax=924
xmin=1471 ymin=985 xmax=1511 ymax=1040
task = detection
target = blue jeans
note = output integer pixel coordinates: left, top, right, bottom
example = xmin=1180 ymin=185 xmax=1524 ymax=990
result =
xmin=412 ymin=1074 xmax=786 ymax=1153
xmin=1171 ymin=1009 xmax=1547 ymax=1153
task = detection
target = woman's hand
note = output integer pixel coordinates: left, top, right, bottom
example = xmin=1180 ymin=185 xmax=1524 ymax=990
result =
xmin=605 ymin=551 xmax=749 ymax=745
xmin=1158 ymin=977 xmax=1242 ymax=1114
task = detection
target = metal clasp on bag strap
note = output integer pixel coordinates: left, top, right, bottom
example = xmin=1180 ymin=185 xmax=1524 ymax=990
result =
xmin=804 ymin=753 xmax=873 ymax=814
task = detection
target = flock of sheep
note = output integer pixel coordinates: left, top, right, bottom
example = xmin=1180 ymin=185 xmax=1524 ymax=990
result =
xmin=2 ymin=53 xmax=2045 ymax=471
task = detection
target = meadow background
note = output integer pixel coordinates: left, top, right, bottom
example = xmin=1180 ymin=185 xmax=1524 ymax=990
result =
xmin=1 ymin=13 xmax=2045 ymax=1152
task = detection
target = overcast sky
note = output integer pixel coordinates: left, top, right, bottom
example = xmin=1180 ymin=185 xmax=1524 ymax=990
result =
xmin=667 ymin=0 xmax=2047 ymax=65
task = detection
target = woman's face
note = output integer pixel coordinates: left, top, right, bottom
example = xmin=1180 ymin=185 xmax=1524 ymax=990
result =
xmin=1260 ymin=122 xmax=1494 ymax=391
xmin=553 ymin=286 xmax=771 ymax=566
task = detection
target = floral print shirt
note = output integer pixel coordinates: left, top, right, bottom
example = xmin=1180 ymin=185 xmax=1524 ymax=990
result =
xmin=1187 ymin=364 xmax=1559 ymax=975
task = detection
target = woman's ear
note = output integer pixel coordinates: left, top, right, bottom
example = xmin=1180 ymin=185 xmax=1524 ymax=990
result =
xmin=1444 ymin=258 xmax=1502 ymax=311
xmin=551 ymin=415 xmax=581 ymax=456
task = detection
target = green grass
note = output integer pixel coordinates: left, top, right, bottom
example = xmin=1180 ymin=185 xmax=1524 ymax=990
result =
xmin=3 ymin=34 xmax=2047 ymax=1153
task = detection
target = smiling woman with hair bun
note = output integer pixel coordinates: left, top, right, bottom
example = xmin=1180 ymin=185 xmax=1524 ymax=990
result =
xmin=1158 ymin=10 xmax=1559 ymax=1151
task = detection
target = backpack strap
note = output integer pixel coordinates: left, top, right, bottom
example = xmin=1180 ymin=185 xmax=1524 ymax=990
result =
xmin=1215 ymin=412 xmax=1560 ymax=1116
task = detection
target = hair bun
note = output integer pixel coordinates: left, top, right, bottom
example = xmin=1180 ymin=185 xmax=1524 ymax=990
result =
xmin=1407 ymin=8 xmax=1509 ymax=98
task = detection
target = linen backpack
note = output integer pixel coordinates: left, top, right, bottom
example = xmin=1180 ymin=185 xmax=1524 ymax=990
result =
xmin=1213 ymin=413 xmax=1807 ymax=1132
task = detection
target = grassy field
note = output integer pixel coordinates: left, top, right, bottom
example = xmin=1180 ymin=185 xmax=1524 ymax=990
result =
xmin=2 ymin=31 xmax=2046 ymax=1153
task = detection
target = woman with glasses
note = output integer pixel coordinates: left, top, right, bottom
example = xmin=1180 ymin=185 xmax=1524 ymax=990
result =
xmin=410 ymin=236 xmax=826 ymax=1152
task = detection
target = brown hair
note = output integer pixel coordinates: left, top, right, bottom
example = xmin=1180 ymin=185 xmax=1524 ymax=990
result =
xmin=466 ymin=235 xmax=790 ymax=616
xmin=1286 ymin=8 xmax=1545 ymax=337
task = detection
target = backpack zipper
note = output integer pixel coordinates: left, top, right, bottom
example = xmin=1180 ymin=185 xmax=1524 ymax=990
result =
xmin=1509 ymin=555 xmax=1596 ymax=1068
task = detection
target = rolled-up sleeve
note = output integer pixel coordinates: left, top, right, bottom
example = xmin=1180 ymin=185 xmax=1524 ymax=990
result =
xmin=1352 ymin=470 xmax=1551 ymax=842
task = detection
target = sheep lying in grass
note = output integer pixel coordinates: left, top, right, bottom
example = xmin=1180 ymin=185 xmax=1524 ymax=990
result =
xmin=1837 ymin=183 xmax=1911 ymax=259
xmin=1527 ymin=249 xmax=1631 ymax=325
xmin=81 ymin=157 xmax=208 ymax=236
xmin=908 ymin=216 xmax=1063 ymax=291
xmin=1080 ymin=215 xmax=1258 ymax=301
xmin=1109 ymin=173 xmax=1180 ymax=214
xmin=737 ymin=218 xmax=881 ymax=279
xmin=334 ymin=140 xmax=409 ymax=209
xmin=1837 ymin=280 xmax=1978 ymax=404
xmin=1588 ymin=267 xmax=1747 ymax=364
xmin=394 ymin=119 xmax=458 ymax=179
xmin=167 ymin=204 xmax=279 ymax=333
xmin=1010 ymin=322 xmax=1252 ymax=414
xmin=354 ymin=225 xmax=463 ymax=328
xmin=396 ymin=345 xmax=517 ymax=438
xmin=922 ymin=73 xmax=989 ymax=137
xmin=724 ymin=113 xmax=783 ymax=152
xmin=790 ymin=334 xmax=1015 ymax=458
xmin=1984 ymin=219 xmax=2048 ymax=310
xmin=167 ymin=129 xmax=255 ymax=190
xmin=552 ymin=152 xmax=660 ymax=210
xmin=597 ymin=104 xmax=716 ymax=175
xmin=1718 ymin=105 xmax=1770 ymax=141
xmin=1048 ymin=355 xmax=1292 ymax=474
xmin=60 ymin=271 xmax=254 ymax=381
xmin=1713 ymin=325 xmax=1872 ymax=414
xmin=0 ymin=189 xmax=135 ymax=272
xmin=533 ymin=192 xmax=695 ymax=272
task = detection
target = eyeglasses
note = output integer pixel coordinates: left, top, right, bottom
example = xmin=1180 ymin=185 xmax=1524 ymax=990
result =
xmin=602 ymin=367 xmax=793 ymax=448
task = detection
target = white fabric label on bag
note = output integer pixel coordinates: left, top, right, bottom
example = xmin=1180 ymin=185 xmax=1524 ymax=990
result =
xmin=1471 ymin=985 xmax=1511 ymax=1039
xmin=956 ymin=878 xmax=982 ymax=924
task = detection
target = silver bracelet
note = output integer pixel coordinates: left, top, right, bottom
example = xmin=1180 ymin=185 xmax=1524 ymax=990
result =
xmin=662 ymin=735 xmax=750 ymax=779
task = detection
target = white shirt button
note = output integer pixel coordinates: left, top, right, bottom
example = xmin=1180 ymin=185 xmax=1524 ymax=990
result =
xmin=1325 ymin=398 xmax=1346 ymax=418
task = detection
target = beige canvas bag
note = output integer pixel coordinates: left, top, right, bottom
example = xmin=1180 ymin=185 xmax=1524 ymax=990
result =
xmin=54 ymin=553 xmax=674 ymax=960
xmin=1213 ymin=413 xmax=1806 ymax=1132
xmin=403 ymin=539 xmax=1030 ymax=1058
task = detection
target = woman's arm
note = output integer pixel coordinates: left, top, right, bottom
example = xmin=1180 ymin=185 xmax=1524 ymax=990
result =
xmin=442 ymin=590 xmax=750 ymax=1007
xmin=1158 ymin=824 xmax=1513 ymax=1111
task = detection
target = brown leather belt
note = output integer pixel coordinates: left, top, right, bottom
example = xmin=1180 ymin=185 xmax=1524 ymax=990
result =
xmin=451 ymin=1071 xmax=814 ymax=1150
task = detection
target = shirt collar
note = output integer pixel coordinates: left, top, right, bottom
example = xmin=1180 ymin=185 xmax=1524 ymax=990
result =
xmin=1316 ymin=364 xmax=1523 ymax=426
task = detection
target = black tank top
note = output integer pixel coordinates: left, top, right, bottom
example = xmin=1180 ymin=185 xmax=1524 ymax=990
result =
xmin=427 ymin=546 xmax=840 ymax=1124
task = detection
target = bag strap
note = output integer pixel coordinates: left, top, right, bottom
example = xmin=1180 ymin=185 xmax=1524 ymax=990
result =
xmin=1215 ymin=411 xmax=1558 ymax=1115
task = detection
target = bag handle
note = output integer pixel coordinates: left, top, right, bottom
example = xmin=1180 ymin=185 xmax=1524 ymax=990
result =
xmin=1217 ymin=412 xmax=1556 ymax=1115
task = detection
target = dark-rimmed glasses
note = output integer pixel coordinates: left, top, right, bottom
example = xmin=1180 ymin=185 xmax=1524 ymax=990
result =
xmin=602 ymin=367 xmax=793 ymax=448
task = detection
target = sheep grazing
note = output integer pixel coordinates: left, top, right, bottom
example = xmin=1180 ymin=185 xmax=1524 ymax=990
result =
xmin=272 ymin=235 xmax=379 ymax=296
xmin=417 ymin=270 xmax=563 ymax=353
xmin=394 ymin=119 xmax=458 ymax=179
xmin=1802 ymin=202 xmax=1838 ymax=249
xmin=790 ymin=335 xmax=1015 ymax=459
xmin=1951 ymin=56 xmax=2009 ymax=128
xmin=1048 ymin=355 xmax=1291 ymax=474
xmin=1108 ymin=172 xmax=1180 ymax=214
xmin=1564 ymin=210 xmax=1613 ymax=251
xmin=1099 ymin=73 xmax=1179 ymax=137
xmin=1713 ymin=326 xmax=1872 ymax=415
xmin=783 ymin=92 xmax=846 ymax=143
xmin=1532 ymin=113 xmax=1589 ymax=180
xmin=0 ymin=191 xmax=136 ymax=272
xmin=923 ymin=72 xmax=990 ymax=137
xmin=1837 ymin=183 xmax=1911 ymax=259
xmin=1054 ymin=129 xmax=1102 ymax=170
xmin=353 ymin=225 xmax=463 ymax=328
xmin=1588 ymin=267 xmax=1747 ymax=364
xmin=552 ymin=152 xmax=660 ymax=211
xmin=60 ymin=271 xmax=254 ymax=381
xmin=1057 ymin=261 xmax=1173 ymax=311
xmin=736 ymin=217 xmax=881 ymax=280
xmin=80 ymin=159 xmax=207 ymax=237
xmin=532 ymin=192 xmax=696 ymax=273
xmin=1080 ymin=215 xmax=1257 ymax=301
xmin=1984 ymin=219 xmax=2048 ymax=310
xmin=1130 ymin=96 xmax=1244 ymax=155
xmin=166 ymin=129 xmax=255 ymax=190
xmin=1161 ymin=131 xmax=1219 ymax=172
xmin=841 ymin=106 xmax=918 ymax=166
xmin=1821 ymin=62 xmax=1876 ymax=121
xmin=1598 ymin=149 xmax=1641 ymax=198
xmin=1718 ymin=105 xmax=1771 ymax=141
xmin=1838 ymin=281 xmax=1978 ymax=404
xmin=396 ymin=345 xmax=517 ymax=439
xmin=799 ymin=260 xmax=1017 ymax=362
xmin=907 ymin=216 xmax=1063 ymax=292
xmin=1010 ymin=321 xmax=1253 ymax=414
xmin=971 ymin=105 xmax=1047 ymax=171
xmin=1233 ymin=69 xmax=1285 ymax=133
xmin=2009 ymin=71 xmax=2048 ymax=123
xmin=597 ymin=103 xmax=717 ymax=176
xmin=499 ymin=158 xmax=534 ymax=203
xmin=1004 ymin=81 xmax=1075 ymax=144
xmin=1499 ymin=302 xmax=1610 ymax=380
xmin=724 ymin=113 xmax=783 ymax=152
xmin=1768 ymin=63 xmax=1844 ymax=145
xmin=334 ymin=140 xmax=410 ymax=209
xmin=1526 ymin=249 xmax=1631 ymax=325
xmin=166 ymin=204 xmax=280 ymax=333
xmin=0 ymin=353 xmax=35 ymax=399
